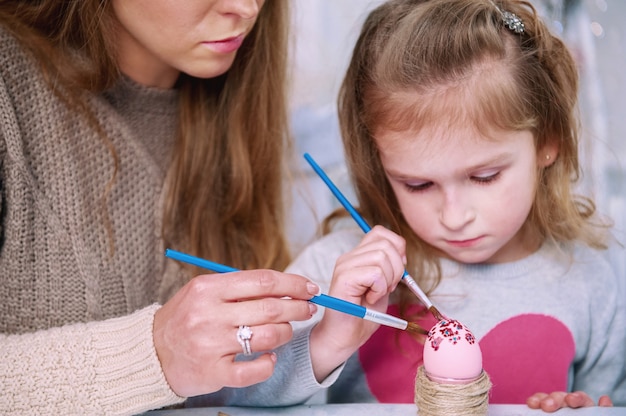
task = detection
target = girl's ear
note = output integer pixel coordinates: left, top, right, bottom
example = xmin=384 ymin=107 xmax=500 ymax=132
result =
xmin=538 ymin=141 xmax=559 ymax=167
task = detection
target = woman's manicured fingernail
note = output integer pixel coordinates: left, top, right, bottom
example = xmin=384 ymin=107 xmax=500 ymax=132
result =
xmin=307 ymin=282 xmax=320 ymax=296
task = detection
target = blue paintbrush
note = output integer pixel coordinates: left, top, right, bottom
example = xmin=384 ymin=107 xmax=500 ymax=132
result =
xmin=303 ymin=152 xmax=445 ymax=321
xmin=165 ymin=249 xmax=424 ymax=334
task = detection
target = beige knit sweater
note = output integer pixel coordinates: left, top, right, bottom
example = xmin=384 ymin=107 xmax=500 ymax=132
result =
xmin=0 ymin=27 xmax=186 ymax=414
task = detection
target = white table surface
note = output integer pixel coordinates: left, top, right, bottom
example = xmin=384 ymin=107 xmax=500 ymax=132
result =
xmin=144 ymin=403 xmax=626 ymax=415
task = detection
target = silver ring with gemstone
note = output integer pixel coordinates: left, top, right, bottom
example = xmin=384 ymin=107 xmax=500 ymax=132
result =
xmin=237 ymin=325 xmax=253 ymax=356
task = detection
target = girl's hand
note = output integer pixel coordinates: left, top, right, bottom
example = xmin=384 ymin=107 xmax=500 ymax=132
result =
xmin=527 ymin=391 xmax=613 ymax=412
xmin=153 ymin=270 xmax=319 ymax=397
xmin=309 ymin=225 xmax=407 ymax=381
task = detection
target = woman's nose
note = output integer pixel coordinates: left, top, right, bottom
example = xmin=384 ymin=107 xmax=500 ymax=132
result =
xmin=219 ymin=0 xmax=261 ymax=19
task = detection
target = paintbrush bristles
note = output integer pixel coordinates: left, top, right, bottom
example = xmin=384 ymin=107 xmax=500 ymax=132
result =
xmin=428 ymin=306 xmax=446 ymax=322
xmin=406 ymin=321 xmax=429 ymax=335
xmin=403 ymin=305 xmax=448 ymax=335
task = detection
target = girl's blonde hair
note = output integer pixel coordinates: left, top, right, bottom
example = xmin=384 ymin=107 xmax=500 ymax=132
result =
xmin=0 ymin=0 xmax=292 ymax=273
xmin=337 ymin=0 xmax=608 ymax=307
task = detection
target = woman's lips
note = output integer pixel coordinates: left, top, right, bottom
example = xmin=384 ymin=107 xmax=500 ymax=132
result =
xmin=203 ymin=34 xmax=244 ymax=54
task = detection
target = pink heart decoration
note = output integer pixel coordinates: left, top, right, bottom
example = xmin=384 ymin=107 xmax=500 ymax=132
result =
xmin=358 ymin=306 xmax=575 ymax=403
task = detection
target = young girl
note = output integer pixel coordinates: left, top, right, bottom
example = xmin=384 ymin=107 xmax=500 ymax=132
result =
xmin=284 ymin=0 xmax=626 ymax=411
xmin=0 ymin=1 xmax=323 ymax=414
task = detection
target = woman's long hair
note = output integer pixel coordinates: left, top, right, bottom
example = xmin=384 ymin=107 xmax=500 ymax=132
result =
xmin=0 ymin=0 xmax=292 ymax=273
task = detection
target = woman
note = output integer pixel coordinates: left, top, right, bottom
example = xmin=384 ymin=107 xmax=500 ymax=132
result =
xmin=0 ymin=1 xmax=322 ymax=414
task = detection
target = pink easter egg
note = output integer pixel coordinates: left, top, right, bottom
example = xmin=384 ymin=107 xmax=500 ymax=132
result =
xmin=423 ymin=319 xmax=483 ymax=384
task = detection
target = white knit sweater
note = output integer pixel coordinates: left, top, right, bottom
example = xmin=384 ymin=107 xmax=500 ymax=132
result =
xmin=0 ymin=26 xmax=185 ymax=414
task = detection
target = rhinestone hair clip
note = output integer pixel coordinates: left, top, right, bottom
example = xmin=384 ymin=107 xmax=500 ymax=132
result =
xmin=502 ymin=10 xmax=525 ymax=34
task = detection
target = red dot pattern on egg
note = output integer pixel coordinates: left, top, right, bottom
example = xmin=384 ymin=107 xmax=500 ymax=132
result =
xmin=423 ymin=319 xmax=482 ymax=383
xmin=428 ymin=319 xmax=476 ymax=350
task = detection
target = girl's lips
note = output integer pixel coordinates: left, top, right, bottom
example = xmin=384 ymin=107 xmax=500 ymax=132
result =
xmin=202 ymin=34 xmax=244 ymax=54
xmin=446 ymin=236 xmax=483 ymax=248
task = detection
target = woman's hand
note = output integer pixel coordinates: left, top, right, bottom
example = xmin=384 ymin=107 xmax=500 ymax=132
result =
xmin=527 ymin=391 xmax=613 ymax=412
xmin=309 ymin=225 xmax=407 ymax=381
xmin=153 ymin=270 xmax=319 ymax=397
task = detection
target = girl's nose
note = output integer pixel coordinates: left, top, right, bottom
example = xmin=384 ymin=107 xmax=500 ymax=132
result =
xmin=439 ymin=193 xmax=476 ymax=231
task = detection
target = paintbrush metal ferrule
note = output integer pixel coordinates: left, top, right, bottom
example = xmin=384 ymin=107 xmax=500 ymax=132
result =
xmin=164 ymin=249 xmax=412 ymax=332
xmin=363 ymin=308 xmax=408 ymax=330
xmin=401 ymin=271 xmax=433 ymax=309
xmin=307 ymin=291 xmax=409 ymax=330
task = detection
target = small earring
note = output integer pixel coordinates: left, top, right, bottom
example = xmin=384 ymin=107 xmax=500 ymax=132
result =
xmin=545 ymin=154 xmax=551 ymax=160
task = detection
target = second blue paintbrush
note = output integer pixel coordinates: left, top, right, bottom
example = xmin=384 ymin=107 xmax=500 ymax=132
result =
xmin=165 ymin=248 xmax=423 ymax=334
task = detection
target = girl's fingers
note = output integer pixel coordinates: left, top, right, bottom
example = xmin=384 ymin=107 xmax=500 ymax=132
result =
xmin=598 ymin=395 xmax=613 ymax=407
xmin=564 ymin=391 xmax=603 ymax=408
xmin=527 ymin=391 xmax=603 ymax=412
xmin=363 ymin=225 xmax=407 ymax=257
xmin=333 ymin=242 xmax=405 ymax=304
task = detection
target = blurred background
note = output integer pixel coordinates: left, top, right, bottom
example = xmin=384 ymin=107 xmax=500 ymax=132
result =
xmin=284 ymin=0 xmax=626 ymax=284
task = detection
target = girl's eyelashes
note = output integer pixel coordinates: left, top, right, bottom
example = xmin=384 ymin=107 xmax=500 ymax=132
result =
xmin=470 ymin=171 xmax=501 ymax=184
xmin=404 ymin=182 xmax=433 ymax=192
xmin=401 ymin=171 xmax=501 ymax=192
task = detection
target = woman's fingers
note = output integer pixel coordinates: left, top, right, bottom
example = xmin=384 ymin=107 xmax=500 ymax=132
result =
xmin=222 ymin=296 xmax=317 ymax=327
xmin=211 ymin=269 xmax=320 ymax=302
xmin=219 ymin=353 xmax=278 ymax=388
xmin=153 ymin=270 xmax=319 ymax=397
xmin=231 ymin=323 xmax=294 ymax=355
xmin=179 ymin=271 xmax=318 ymax=325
